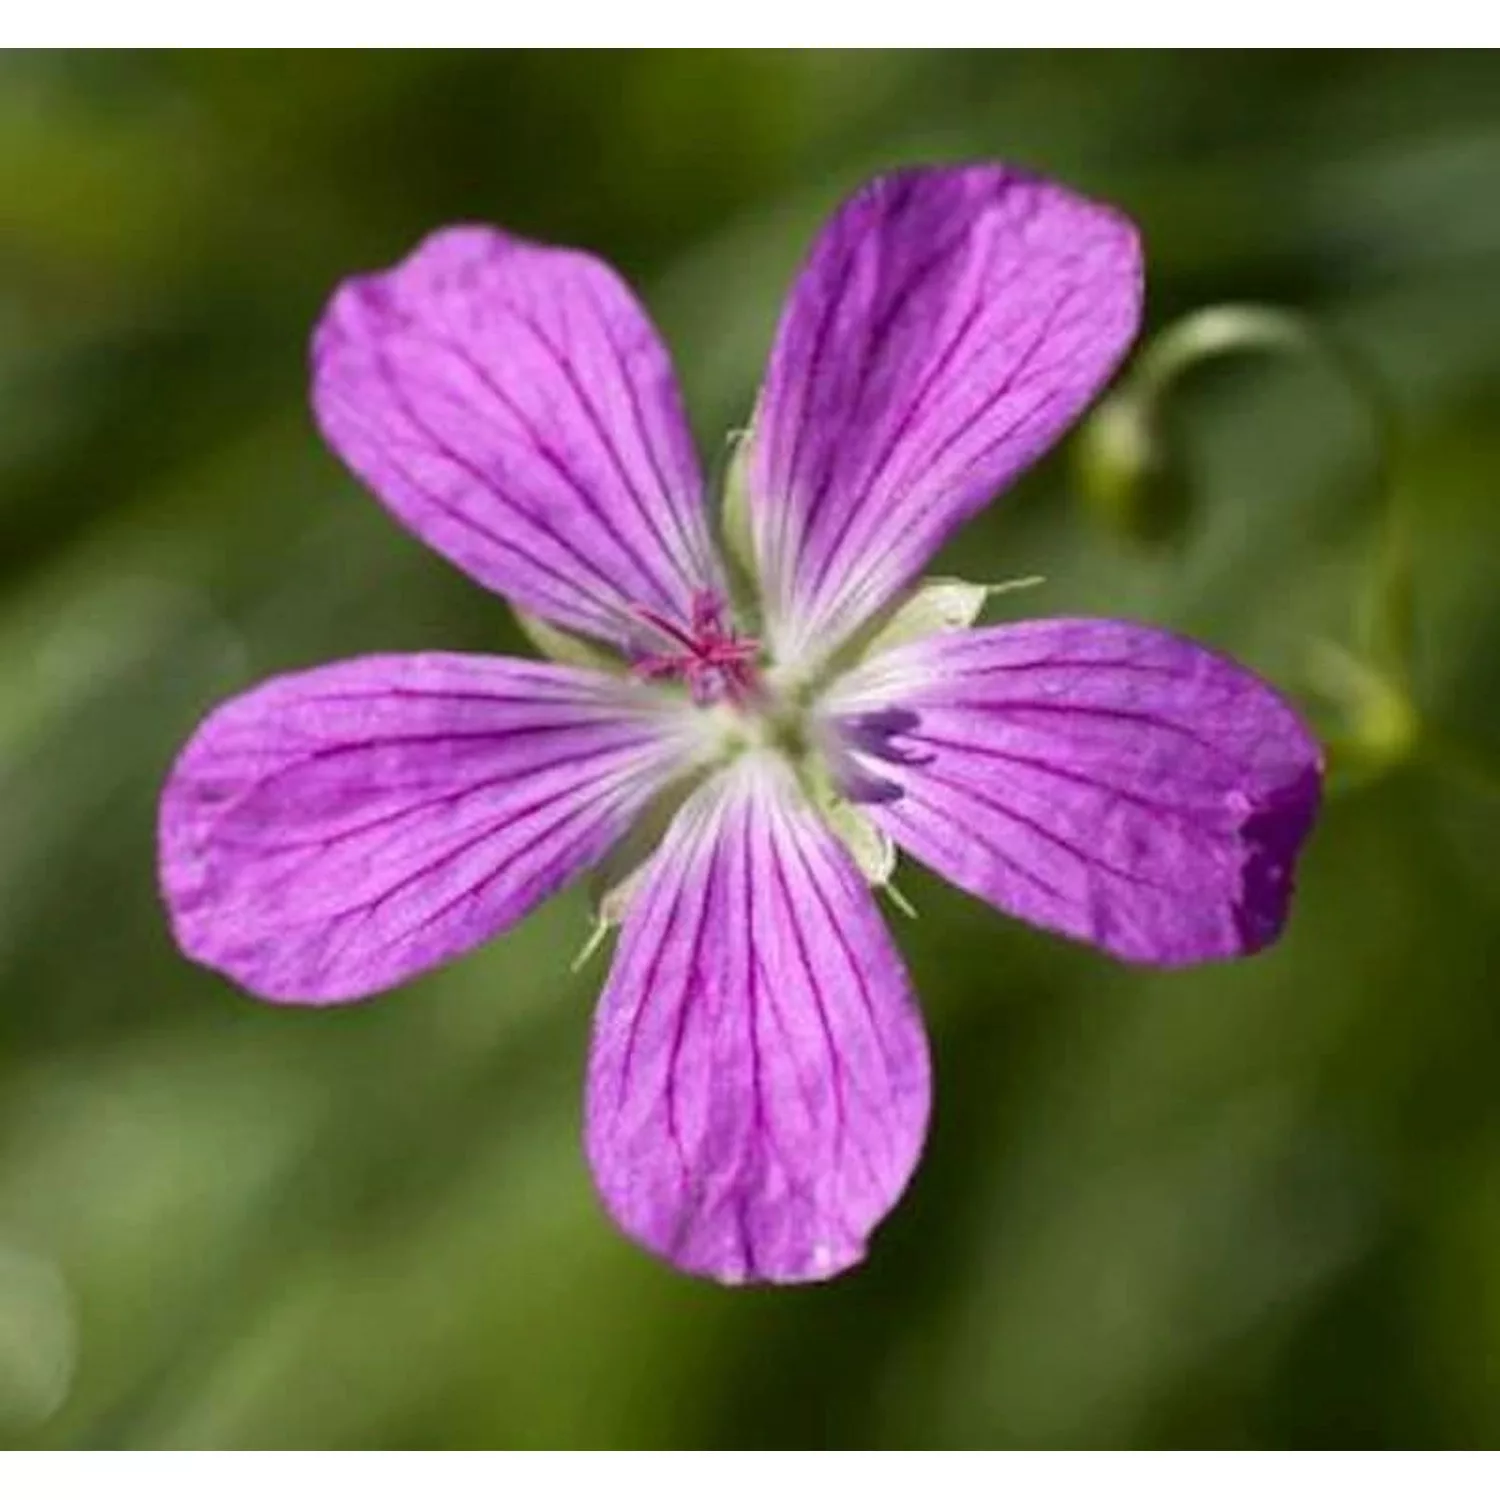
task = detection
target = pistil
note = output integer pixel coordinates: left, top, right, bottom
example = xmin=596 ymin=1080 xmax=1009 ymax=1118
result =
xmin=630 ymin=591 xmax=763 ymax=707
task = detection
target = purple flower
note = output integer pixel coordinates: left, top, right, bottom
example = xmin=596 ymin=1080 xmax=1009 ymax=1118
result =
xmin=158 ymin=165 xmax=1322 ymax=1284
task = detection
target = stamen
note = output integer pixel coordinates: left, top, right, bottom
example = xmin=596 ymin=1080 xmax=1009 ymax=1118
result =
xmin=627 ymin=593 xmax=762 ymax=706
xmin=631 ymin=604 xmax=700 ymax=655
xmin=690 ymin=590 xmax=725 ymax=637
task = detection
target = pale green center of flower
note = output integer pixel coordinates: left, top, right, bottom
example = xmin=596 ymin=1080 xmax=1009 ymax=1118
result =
xmin=565 ymin=570 xmax=1028 ymax=966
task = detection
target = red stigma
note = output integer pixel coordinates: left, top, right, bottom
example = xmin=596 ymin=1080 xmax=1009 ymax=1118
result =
xmin=630 ymin=592 xmax=761 ymax=706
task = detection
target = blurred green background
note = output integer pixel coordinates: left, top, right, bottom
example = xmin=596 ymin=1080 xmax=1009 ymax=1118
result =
xmin=3 ymin=50 xmax=1500 ymax=1450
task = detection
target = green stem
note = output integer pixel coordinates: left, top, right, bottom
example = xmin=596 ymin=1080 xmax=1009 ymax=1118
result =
xmin=1118 ymin=305 xmax=1500 ymax=799
xmin=1135 ymin=307 xmax=1402 ymax=636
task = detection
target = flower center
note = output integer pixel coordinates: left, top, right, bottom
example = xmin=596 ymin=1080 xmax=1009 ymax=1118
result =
xmin=630 ymin=591 xmax=763 ymax=707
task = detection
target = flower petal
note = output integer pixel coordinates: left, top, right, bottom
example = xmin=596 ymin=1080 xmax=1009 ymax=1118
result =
xmin=312 ymin=226 xmax=723 ymax=649
xmin=159 ymin=655 xmax=707 ymax=1002
xmin=826 ymin=621 xmax=1322 ymax=965
xmin=585 ymin=754 xmax=930 ymax=1284
xmin=748 ymin=166 xmax=1142 ymax=667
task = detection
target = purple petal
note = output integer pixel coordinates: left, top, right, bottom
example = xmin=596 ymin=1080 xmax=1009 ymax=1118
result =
xmin=585 ymin=755 xmax=930 ymax=1284
xmin=826 ymin=621 xmax=1323 ymax=965
xmin=749 ymin=166 xmax=1142 ymax=666
xmin=312 ymin=226 xmax=723 ymax=650
xmin=159 ymin=655 xmax=705 ymax=1003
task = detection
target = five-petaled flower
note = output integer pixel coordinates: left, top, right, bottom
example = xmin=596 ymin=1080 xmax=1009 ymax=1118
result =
xmin=158 ymin=165 xmax=1323 ymax=1284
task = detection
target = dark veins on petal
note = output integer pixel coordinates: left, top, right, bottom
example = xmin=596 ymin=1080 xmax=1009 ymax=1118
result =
xmin=827 ymin=707 xmax=932 ymax=805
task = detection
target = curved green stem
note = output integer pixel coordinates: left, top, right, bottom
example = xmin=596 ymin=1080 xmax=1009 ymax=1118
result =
xmin=1149 ymin=307 xmax=1412 ymax=673
xmin=1134 ymin=306 xmax=1500 ymax=799
xmin=1131 ymin=305 xmax=1397 ymax=487
xmin=1093 ymin=303 xmax=1500 ymax=803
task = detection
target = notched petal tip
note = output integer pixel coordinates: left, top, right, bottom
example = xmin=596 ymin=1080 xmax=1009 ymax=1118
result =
xmin=1228 ymin=758 xmax=1324 ymax=957
xmin=669 ymin=1224 xmax=875 ymax=1288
